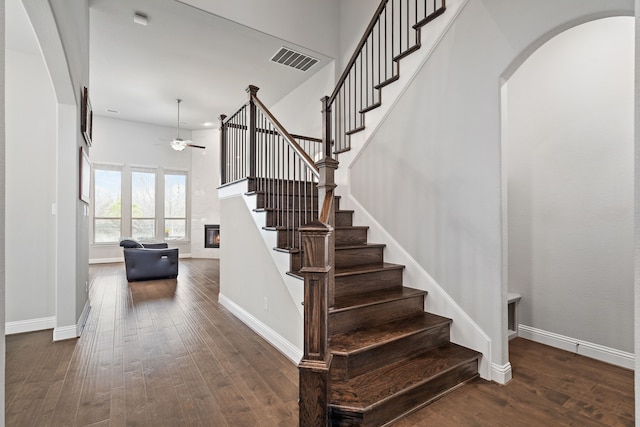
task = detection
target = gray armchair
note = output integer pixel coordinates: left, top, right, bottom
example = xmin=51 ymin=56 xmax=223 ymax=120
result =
xmin=119 ymin=239 xmax=179 ymax=282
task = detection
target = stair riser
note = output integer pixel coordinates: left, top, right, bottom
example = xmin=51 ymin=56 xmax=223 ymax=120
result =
xmin=264 ymin=211 xmax=317 ymax=228
xmin=331 ymin=324 xmax=451 ymax=381
xmin=330 ymin=296 xmax=424 ymax=335
xmin=335 ymin=268 xmax=403 ymax=298
xmin=275 ymin=230 xmax=300 ymax=249
xmin=330 ymin=360 xmax=479 ymax=426
xmin=336 ymin=246 xmax=384 ymax=269
xmin=276 ymin=225 xmax=365 ymax=249
xmin=255 ymin=193 xmax=318 ymax=210
xmin=335 ymin=211 xmax=353 ymax=227
xmin=248 ymin=178 xmax=316 ymax=194
xmin=292 ymin=244 xmax=385 ymax=273
xmin=290 ymin=252 xmax=302 ymax=273
xmin=254 ymin=194 xmax=341 ymax=211
xmin=335 ymin=228 xmax=368 ymax=246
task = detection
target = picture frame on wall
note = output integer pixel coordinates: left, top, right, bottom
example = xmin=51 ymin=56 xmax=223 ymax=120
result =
xmin=81 ymin=86 xmax=93 ymax=146
xmin=79 ymin=146 xmax=91 ymax=204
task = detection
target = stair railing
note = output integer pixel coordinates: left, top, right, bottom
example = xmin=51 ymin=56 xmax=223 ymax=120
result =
xmin=220 ymin=85 xmax=320 ymax=250
xmin=323 ymin=0 xmax=446 ymax=154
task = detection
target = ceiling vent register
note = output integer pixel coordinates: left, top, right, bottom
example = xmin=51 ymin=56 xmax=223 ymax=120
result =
xmin=270 ymin=47 xmax=318 ymax=72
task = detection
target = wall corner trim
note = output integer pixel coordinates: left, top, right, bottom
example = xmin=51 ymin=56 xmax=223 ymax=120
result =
xmin=52 ymin=301 xmax=91 ymax=341
xmin=219 ymin=293 xmax=303 ymax=365
xmin=491 ymin=362 xmax=512 ymax=385
xmin=76 ymin=300 xmax=91 ymax=337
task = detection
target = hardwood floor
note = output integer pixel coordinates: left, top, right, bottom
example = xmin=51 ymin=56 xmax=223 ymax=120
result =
xmin=5 ymin=259 xmax=634 ymax=426
xmin=6 ymin=260 xmax=298 ymax=426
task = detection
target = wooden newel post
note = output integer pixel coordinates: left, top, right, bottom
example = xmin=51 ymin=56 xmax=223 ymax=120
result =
xmin=318 ymin=96 xmax=339 ymax=306
xmin=299 ymin=220 xmax=333 ymax=426
xmin=246 ymin=85 xmax=259 ymax=178
xmin=219 ymin=114 xmax=227 ymax=184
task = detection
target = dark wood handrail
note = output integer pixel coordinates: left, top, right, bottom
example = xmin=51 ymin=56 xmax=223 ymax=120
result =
xmin=250 ymin=93 xmax=320 ymax=178
xmin=224 ymin=123 xmax=321 ymax=144
xmin=290 ymin=134 xmax=322 ymax=143
xmin=328 ymin=0 xmax=388 ymax=106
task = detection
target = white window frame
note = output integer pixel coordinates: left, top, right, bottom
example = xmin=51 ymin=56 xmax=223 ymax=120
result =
xmin=130 ymin=167 xmax=158 ymax=242
xmin=92 ymin=163 xmax=124 ymax=244
xmin=163 ymin=169 xmax=189 ymax=242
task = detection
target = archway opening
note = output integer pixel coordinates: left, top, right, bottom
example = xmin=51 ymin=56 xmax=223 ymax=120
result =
xmin=502 ymin=16 xmax=634 ymax=369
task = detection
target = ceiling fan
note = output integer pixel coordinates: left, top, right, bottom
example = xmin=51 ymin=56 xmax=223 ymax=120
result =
xmin=170 ymin=99 xmax=205 ymax=151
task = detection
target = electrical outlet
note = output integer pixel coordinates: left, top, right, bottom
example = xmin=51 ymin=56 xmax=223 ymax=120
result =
xmin=264 ymin=297 xmax=268 ymax=311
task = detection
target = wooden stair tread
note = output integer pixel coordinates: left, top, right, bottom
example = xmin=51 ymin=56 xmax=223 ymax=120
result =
xmin=335 ymin=262 xmax=403 ymax=277
xmin=330 ymin=343 xmax=480 ymax=410
xmin=336 ymin=243 xmax=385 ymax=250
xmin=273 ymin=247 xmax=300 ymax=254
xmin=332 ymin=287 xmax=425 ymax=312
xmin=330 ymin=313 xmax=451 ymax=355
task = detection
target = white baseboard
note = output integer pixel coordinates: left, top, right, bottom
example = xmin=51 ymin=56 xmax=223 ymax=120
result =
xmin=218 ymin=293 xmax=303 ymax=365
xmin=89 ymin=257 xmax=122 ymax=264
xmin=491 ymin=362 xmax=513 ymax=384
xmin=53 ymin=325 xmax=78 ymax=341
xmin=518 ymin=325 xmax=634 ymax=370
xmin=5 ymin=316 xmax=56 ymax=335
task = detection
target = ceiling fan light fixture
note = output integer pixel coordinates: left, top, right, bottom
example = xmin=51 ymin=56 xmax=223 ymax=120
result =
xmin=171 ymin=138 xmax=187 ymax=151
xmin=171 ymin=99 xmax=192 ymax=151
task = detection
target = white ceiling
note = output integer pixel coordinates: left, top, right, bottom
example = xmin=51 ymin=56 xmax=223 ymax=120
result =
xmin=7 ymin=0 xmax=334 ymax=131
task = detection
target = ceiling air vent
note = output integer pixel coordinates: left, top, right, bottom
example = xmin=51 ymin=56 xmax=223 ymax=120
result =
xmin=270 ymin=47 xmax=318 ymax=72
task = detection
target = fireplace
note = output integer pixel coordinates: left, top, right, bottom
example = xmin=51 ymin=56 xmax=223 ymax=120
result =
xmin=204 ymin=224 xmax=220 ymax=248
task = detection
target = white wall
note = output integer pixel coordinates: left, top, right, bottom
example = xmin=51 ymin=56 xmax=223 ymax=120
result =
xmin=5 ymin=48 xmax=56 ymax=325
xmin=191 ymin=128 xmax=220 ymax=259
xmin=506 ymin=17 xmax=634 ymax=353
xmin=22 ymin=0 xmax=91 ymax=339
xmin=338 ymin=0 xmax=380 ymax=73
xmin=634 ymin=0 xmax=640 ymax=417
xmin=89 ymin=116 xmax=193 ymax=261
xmin=348 ymin=0 xmax=634 ymax=371
xmin=219 ymin=193 xmax=303 ymax=359
xmin=1 ymin=0 xmax=7 ymax=418
xmin=269 ymin=61 xmax=335 ymax=139
xmin=179 ymin=0 xmax=339 ymax=59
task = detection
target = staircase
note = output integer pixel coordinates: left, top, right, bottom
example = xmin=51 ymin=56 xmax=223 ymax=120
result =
xmin=220 ymin=0 xmax=483 ymax=424
xmin=245 ymin=176 xmax=480 ymax=425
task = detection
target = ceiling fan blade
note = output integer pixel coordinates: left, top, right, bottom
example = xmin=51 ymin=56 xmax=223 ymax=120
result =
xmin=187 ymin=144 xmax=206 ymax=149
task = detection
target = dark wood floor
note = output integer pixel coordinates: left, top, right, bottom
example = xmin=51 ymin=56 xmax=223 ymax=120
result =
xmin=5 ymin=259 xmax=634 ymax=426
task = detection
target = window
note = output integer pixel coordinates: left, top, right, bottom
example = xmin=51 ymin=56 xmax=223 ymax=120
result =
xmin=131 ymin=170 xmax=156 ymax=241
xmin=164 ymin=172 xmax=187 ymax=240
xmin=93 ymin=167 xmax=122 ymax=243
xmin=92 ymin=166 xmax=190 ymax=244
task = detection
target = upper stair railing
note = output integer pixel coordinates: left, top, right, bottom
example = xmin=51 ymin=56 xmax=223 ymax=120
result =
xmin=323 ymin=0 xmax=446 ymax=154
xmin=220 ymin=85 xmax=321 ymax=250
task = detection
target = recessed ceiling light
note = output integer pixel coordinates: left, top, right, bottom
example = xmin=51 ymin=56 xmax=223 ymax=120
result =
xmin=133 ymin=12 xmax=148 ymax=26
xmin=106 ymin=108 xmax=119 ymax=114
xmin=202 ymin=122 xmax=214 ymax=127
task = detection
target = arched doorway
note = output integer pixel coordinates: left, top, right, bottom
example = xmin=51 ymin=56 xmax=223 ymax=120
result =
xmin=502 ymin=16 xmax=634 ymax=368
